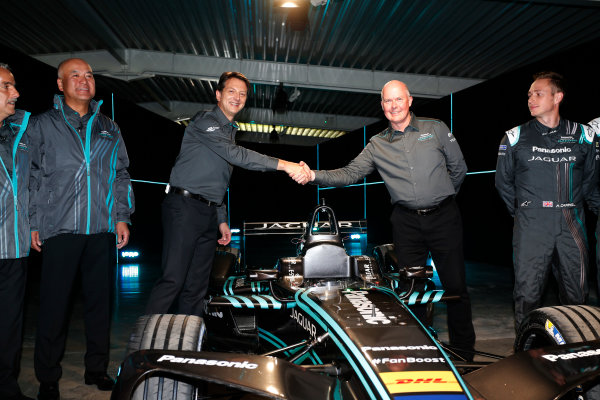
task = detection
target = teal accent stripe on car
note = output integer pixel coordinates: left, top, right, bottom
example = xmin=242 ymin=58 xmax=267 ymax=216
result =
xmin=221 ymin=296 xmax=243 ymax=308
xmin=251 ymin=295 xmax=269 ymax=309
xmin=296 ymin=289 xmax=387 ymax=399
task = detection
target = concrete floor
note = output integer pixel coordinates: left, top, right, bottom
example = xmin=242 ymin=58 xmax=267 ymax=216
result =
xmin=14 ymin=257 xmax=573 ymax=399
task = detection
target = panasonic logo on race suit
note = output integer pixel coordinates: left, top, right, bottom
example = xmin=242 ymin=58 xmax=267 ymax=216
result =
xmin=532 ymin=146 xmax=571 ymax=153
xmin=542 ymin=348 xmax=600 ymax=362
xmin=372 ymin=357 xmax=446 ymax=364
xmin=344 ymin=291 xmax=391 ymax=324
xmin=290 ymin=309 xmax=317 ymax=337
xmin=157 ymin=355 xmax=258 ymax=369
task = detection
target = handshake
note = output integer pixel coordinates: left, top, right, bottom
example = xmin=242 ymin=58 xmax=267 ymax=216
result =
xmin=281 ymin=160 xmax=315 ymax=185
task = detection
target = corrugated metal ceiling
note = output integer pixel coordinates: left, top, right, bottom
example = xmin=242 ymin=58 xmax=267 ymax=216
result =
xmin=2 ymin=0 xmax=600 ymax=141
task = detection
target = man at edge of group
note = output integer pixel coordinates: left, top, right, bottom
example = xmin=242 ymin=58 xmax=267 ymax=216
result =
xmin=300 ymin=79 xmax=476 ymax=360
xmin=587 ymin=117 xmax=600 ymax=303
xmin=29 ymin=58 xmax=135 ymax=400
xmin=495 ymin=71 xmax=596 ymax=330
xmin=0 ymin=63 xmax=35 ymax=400
xmin=144 ymin=71 xmax=310 ymax=317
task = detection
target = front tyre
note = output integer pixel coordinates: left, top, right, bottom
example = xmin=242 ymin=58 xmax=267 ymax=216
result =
xmin=127 ymin=314 xmax=206 ymax=400
xmin=515 ymin=305 xmax=600 ymax=350
xmin=515 ymin=305 xmax=600 ymax=399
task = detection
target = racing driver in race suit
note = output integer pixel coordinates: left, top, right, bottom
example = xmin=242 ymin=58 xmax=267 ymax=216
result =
xmin=495 ymin=71 xmax=596 ymax=329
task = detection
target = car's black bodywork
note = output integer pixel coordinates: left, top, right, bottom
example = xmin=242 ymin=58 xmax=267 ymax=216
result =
xmin=112 ymin=204 xmax=600 ymax=400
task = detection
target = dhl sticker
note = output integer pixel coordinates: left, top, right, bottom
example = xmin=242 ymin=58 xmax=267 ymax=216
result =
xmin=380 ymin=371 xmax=462 ymax=394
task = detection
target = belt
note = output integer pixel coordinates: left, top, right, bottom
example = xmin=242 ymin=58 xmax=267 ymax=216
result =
xmin=168 ymin=186 xmax=220 ymax=207
xmin=396 ymin=196 xmax=453 ymax=216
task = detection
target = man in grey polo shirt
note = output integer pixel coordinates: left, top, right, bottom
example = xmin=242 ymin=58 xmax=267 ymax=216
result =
xmin=303 ymin=80 xmax=475 ymax=360
xmin=145 ymin=71 xmax=309 ymax=317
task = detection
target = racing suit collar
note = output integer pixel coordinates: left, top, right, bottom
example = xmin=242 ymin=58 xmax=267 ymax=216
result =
xmin=532 ymin=117 xmax=563 ymax=135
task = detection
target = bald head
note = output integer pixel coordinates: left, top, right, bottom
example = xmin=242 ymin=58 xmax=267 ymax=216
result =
xmin=57 ymin=58 xmax=92 ymax=79
xmin=381 ymin=80 xmax=411 ymax=100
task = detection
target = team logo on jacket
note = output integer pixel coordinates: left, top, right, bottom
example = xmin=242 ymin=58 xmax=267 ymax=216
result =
xmin=206 ymin=126 xmax=219 ymax=132
xmin=418 ymin=133 xmax=434 ymax=141
xmin=98 ymin=130 xmax=114 ymax=140
xmin=558 ymin=136 xmax=576 ymax=144
xmin=17 ymin=142 xmax=28 ymax=151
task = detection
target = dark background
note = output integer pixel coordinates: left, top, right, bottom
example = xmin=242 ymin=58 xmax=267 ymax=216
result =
xmin=3 ymin=38 xmax=600 ymax=269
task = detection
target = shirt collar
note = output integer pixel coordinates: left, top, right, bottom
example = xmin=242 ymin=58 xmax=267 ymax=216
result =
xmin=212 ymin=105 xmax=238 ymax=129
xmin=386 ymin=112 xmax=419 ymax=137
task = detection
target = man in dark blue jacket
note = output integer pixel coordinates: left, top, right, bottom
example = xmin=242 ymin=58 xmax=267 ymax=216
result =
xmin=0 ymin=63 xmax=34 ymax=400
xmin=29 ymin=58 xmax=135 ymax=400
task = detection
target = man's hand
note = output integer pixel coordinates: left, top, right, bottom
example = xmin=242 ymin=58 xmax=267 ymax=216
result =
xmin=116 ymin=222 xmax=130 ymax=249
xmin=31 ymin=231 xmax=42 ymax=252
xmin=299 ymin=161 xmax=315 ymax=182
xmin=277 ymin=160 xmax=310 ymax=184
xmin=218 ymin=222 xmax=232 ymax=246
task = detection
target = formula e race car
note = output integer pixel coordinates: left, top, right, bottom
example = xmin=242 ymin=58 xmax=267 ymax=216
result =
xmin=111 ymin=203 xmax=600 ymax=400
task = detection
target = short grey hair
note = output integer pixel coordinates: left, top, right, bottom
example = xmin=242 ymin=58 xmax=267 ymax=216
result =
xmin=0 ymin=63 xmax=11 ymax=71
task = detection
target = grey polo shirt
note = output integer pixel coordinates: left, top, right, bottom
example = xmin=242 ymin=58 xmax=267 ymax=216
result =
xmin=169 ymin=106 xmax=279 ymax=223
xmin=313 ymin=113 xmax=467 ymax=209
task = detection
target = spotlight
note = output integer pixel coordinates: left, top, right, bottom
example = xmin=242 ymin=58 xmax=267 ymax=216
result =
xmin=274 ymin=0 xmax=309 ymax=31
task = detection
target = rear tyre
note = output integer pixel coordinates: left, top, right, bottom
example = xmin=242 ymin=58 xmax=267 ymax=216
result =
xmin=515 ymin=305 xmax=600 ymax=399
xmin=127 ymin=314 xmax=206 ymax=400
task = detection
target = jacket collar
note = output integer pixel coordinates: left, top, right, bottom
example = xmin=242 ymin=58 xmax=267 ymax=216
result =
xmin=53 ymin=94 xmax=100 ymax=116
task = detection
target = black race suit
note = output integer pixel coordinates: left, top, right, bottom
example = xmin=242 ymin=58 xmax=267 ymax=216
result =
xmin=495 ymin=118 xmax=596 ymax=327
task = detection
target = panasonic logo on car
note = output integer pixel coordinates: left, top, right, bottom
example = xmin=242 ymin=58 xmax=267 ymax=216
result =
xmin=290 ymin=309 xmax=317 ymax=337
xmin=542 ymin=348 xmax=600 ymax=362
xmin=344 ymin=291 xmax=391 ymax=324
xmin=157 ymin=355 xmax=258 ymax=369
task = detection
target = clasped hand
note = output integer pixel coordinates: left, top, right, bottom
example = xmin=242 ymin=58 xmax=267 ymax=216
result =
xmin=286 ymin=161 xmax=314 ymax=185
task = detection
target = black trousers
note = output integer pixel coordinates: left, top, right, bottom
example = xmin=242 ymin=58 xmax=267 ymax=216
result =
xmin=34 ymin=233 xmax=114 ymax=383
xmin=0 ymin=258 xmax=27 ymax=397
xmin=514 ymin=208 xmax=588 ymax=327
xmin=390 ymin=198 xmax=476 ymax=352
xmin=145 ymin=192 xmax=218 ymax=316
